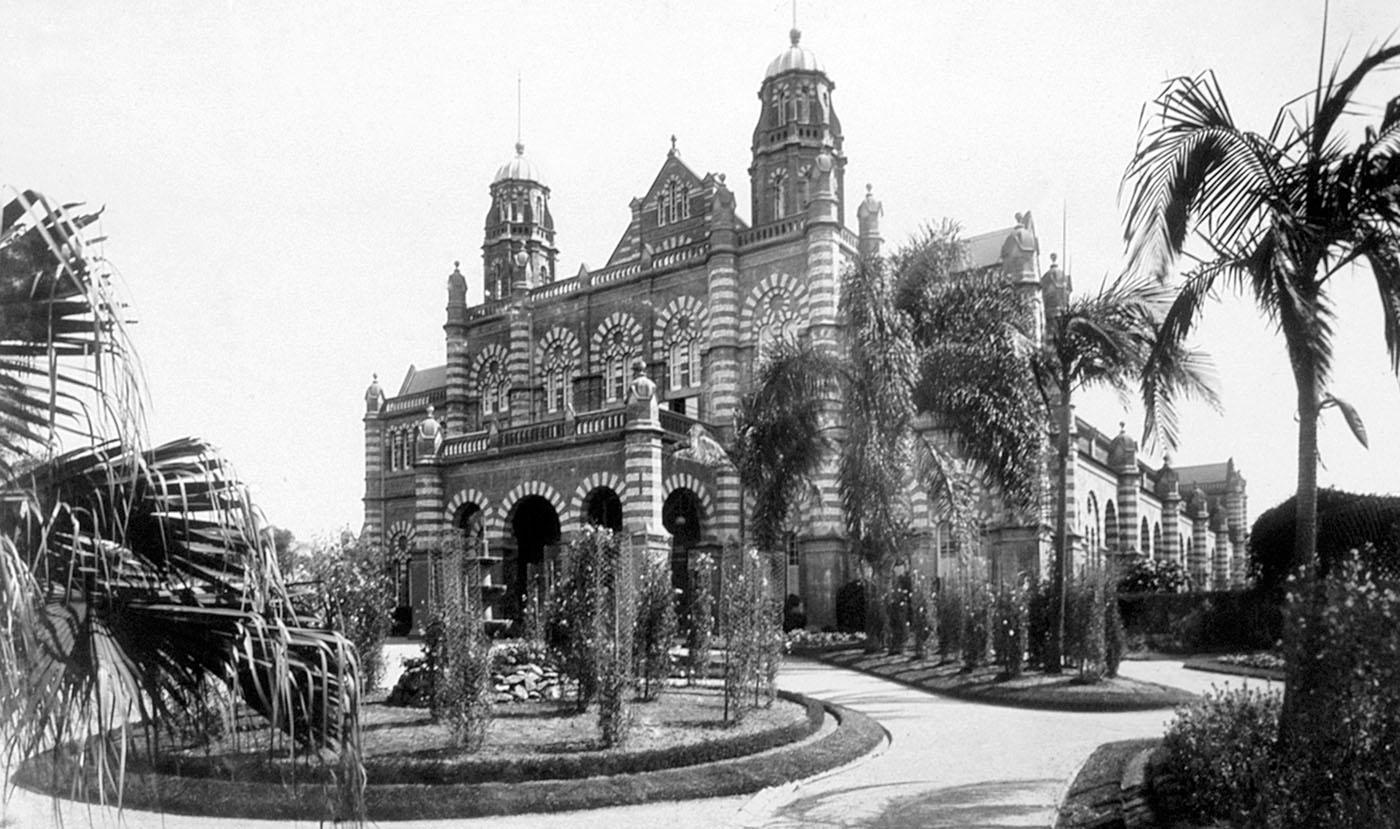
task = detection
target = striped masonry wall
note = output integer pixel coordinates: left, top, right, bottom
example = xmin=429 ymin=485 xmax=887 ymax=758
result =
xmin=623 ymin=427 xmax=664 ymax=537
xmin=363 ymin=415 xmax=384 ymax=544
xmin=414 ymin=463 xmax=445 ymax=554
xmin=445 ymin=335 xmax=469 ymax=435
xmin=508 ymin=306 xmax=533 ymax=422
xmin=1189 ymin=509 xmax=1210 ymax=588
xmin=1213 ymin=527 xmax=1231 ymax=590
xmin=704 ymin=248 xmax=739 ymax=431
xmin=1159 ymin=494 xmax=1182 ymax=565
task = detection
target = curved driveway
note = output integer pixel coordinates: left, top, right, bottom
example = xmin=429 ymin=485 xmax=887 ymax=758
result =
xmin=1 ymin=657 xmax=1272 ymax=829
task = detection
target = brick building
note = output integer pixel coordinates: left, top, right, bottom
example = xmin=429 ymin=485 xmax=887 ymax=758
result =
xmin=361 ymin=29 xmax=1248 ymax=633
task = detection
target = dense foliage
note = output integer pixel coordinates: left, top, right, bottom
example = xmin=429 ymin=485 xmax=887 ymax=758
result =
xmin=992 ymin=581 xmax=1029 ymax=678
xmin=305 ymin=535 xmax=397 ymax=691
xmin=1117 ymin=558 xmax=1189 ymax=594
xmin=0 ymin=191 xmax=364 ymax=818
xmin=633 ymin=551 xmax=677 ymax=700
xmin=721 ymin=546 xmax=781 ymax=723
xmin=1248 ymin=488 xmax=1400 ymax=598
xmin=1154 ymin=554 xmax=1400 ymax=825
xmin=685 ymin=552 xmax=715 ymax=682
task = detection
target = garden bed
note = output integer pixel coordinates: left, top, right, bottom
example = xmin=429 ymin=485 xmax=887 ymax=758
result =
xmin=14 ymin=686 xmax=886 ymax=820
xmin=1182 ymin=652 xmax=1286 ymax=681
xmin=806 ymin=647 xmax=1197 ymax=711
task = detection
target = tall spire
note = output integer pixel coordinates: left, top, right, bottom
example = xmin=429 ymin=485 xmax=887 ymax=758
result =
xmin=516 ymin=71 xmax=523 ymax=152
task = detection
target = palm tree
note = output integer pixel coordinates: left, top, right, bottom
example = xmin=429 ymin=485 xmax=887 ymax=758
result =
xmin=1032 ymin=273 xmax=1220 ymax=672
xmin=735 ymin=226 xmax=1047 ymax=643
xmin=1 ymin=190 xmax=364 ymax=817
xmin=1121 ymin=40 xmax=1400 ymax=731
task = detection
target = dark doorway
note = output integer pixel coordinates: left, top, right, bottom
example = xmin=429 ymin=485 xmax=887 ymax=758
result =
xmin=510 ymin=495 xmax=561 ymax=624
xmin=663 ymin=488 xmax=704 ymax=614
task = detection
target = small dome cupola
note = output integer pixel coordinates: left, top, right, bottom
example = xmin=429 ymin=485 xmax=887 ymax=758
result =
xmin=493 ymin=141 xmax=544 ymax=185
xmin=483 ymin=140 xmax=557 ymax=301
xmin=765 ymin=28 xmax=825 ymax=78
xmin=750 ymin=26 xmax=846 ymax=228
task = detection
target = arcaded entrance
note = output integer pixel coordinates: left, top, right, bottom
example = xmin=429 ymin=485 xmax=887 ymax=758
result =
xmin=509 ymin=495 xmax=561 ymax=623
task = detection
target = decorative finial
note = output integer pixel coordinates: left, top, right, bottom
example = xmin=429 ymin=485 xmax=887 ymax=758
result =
xmin=790 ymin=27 xmax=801 ymax=46
xmin=668 ymin=134 xmax=678 ymax=156
xmin=717 ymin=172 xmax=726 ymax=184
xmin=865 ymin=183 xmax=873 ymax=195
xmin=516 ymin=71 xmax=522 ymax=147
xmin=1050 ymin=252 xmax=1058 ymax=266
xmin=453 ymin=259 xmax=461 ymax=271
xmin=1119 ymin=421 xmax=1127 ymax=434
xmin=515 ymin=141 xmax=524 ymax=157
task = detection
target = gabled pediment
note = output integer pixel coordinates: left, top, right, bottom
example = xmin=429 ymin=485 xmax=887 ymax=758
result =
xmin=606 ymin=151 xmax=715 ymax=266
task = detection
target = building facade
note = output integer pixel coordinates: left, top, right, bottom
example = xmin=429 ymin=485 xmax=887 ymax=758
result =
xmin=361 ymin=29 xmax=1248 ymax=633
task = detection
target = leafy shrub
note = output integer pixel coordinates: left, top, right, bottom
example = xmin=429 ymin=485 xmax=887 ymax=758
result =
xmin=686 ymin=553 xmax=715 ymax=682
xmin=1118 ymin=558 xmax=1189 ymax=593
xmin=594 ymin=529 xmax=634 ymax=747
xmin=1152 ymin=687 xmax=1281 ymax=825
xmin=785 ymin=629 xmax=865 ymax=649
xmin=550 ymin=528 xmax=608 ymax=710
xmin=721 ymin=547 xmax=780 ymax=722
xmin=992 ymin=581 xmax=1029 ymax=678
xmin=1268 ymin=553 xmax=1400 ymax=826
xmin=305 ymin=535 xmax=396 ymax=691
xmin=1065 ymin=571 xmax=1108 ymax=683
xmin=1104 ymin=587 xmax=1126 ymax=678
xmin=1248 ymin=488 xmax=1400 ymax=599
xmin=1026 ymin=578 xmax=1055 ymax=670
xmin=935 ymin=585 xmax=964 ymax=660
xmin=633 ymin=552 xmax=677 ymax=701
xmin=835 ymin=579 xmax=866 ymax=633
xmin=910 ymin=573 xmax=937 ymax=660
xmin=961 ymin=582 xmax=993 ymax=669
xmin=886 ymin=573 xmax=913 ymax=655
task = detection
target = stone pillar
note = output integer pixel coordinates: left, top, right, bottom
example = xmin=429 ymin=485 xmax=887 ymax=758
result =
xmin=444 ymin=262 xmax=470 ymax=434
xmin=1054 ymin=405 xmax=1080 ymax=569
xmin=1212 ymin=509 xmax=1231 ymax=591
xmin=803 ymin=153 xmax=846 ymax=539
xmin=507 ymin=295 xmax=533 ymax=424
xmin=704 ymin=175 xmax=740 ymax=439
xmin=622 ymin=362 xmax=671 ymax=566
xmin=712 ymin=464 xmax=741 ymax=546
xmin=1110 ymin=425 xmax=1140 ymax=557
xmin=1188 ymin=487 xmax=1210 ymax=589
xmin=1155 ymin=453 xmax=1181 ymax=565
xmin=1226 ymin=463 xmax=1248 ymax=588
xmin=362 ymin=375 xmax=386 ymax=546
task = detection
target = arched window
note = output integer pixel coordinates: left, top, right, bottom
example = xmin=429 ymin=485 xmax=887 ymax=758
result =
xmin=796 ymin=87 xmax=810 ymax=123
xmin=1140 ymin=517 xmax=1151 ymax=558
xmin=542 ymin=344 xmax=572 ymax=413
xmin=755 ymin=299 xmax=799 ymax=363
xmin=601 ymin=328 xmax=632 ymax=403
xmin=479 ymin=358 xmax=509 ymax=416
xmin=1104 ymin=499 xmax=1119 ymax=551
xmin=769 ymin=169 xmax=788 ymax=218
xmin=1085 ymin=492 xmax=1100 ymax=555
xmin=797 ymin=164 xmax=812 ymax=210
xmin=771 ymin=88 xmax=784 ymax=126
xmin=1153 ymin=523 xmax=1162 ymax=560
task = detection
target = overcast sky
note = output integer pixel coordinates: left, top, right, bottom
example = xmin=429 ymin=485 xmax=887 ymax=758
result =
xmin=4 ymin=1 xmax=1398 ymax=539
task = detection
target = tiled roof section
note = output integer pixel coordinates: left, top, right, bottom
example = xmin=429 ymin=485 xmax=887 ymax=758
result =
xmin=1176 ymin=462 xmax=1232 ymax=494
xmin=397 ymin=363 xmax=447 ymax=396
xmin=959 ymin=226 xmax=1016 ymax=272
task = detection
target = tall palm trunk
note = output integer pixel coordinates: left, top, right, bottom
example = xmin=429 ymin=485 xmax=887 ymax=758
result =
xmin=1280 ymin=365 xmax=1322 ymax=744
xmin=1050 ymin=385 xmax=1072 ymax=674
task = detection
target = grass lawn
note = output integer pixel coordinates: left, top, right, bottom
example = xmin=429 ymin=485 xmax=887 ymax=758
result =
xmin=15 ymin=683 xmax=885 ymax=820
xmin=801 ymin=646 xmax=1197 ymax=711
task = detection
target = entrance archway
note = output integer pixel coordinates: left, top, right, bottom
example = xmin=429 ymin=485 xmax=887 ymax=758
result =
xmin=509 ymin=495 xmax=561 ymax=624
xmin=663 ymin=487 xmax=705 ymax=612
xmin=581 ymin=486 xmax=623 ymax=531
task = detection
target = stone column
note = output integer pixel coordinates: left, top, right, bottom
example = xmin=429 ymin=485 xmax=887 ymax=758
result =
xmin=1226 ymin=464 xmax=1248 ymax=588
xmin=1188 ymin=488 xmax=1210 ymax=589
xmin=1212 ymin=510 xmax=1231 ymax=591
xmin=362 ymin=375 xmax=386 ymax=545
xmin=1160 ymin=491 xmax=1182 ymax=566
xmin=711 ymin=463 xmax=741 ymax=546
xmin=444 ymin=262 xmax=470 ymax=434
xmin=622 ymin=363 xmax=671 ymax=568
xmin=703 ymin=175 xmax=740 ymax=439
xmin=1111 ymin=426 xmax=1141 ymax=557
xmin=802 ymin=153 xmax=846 ymax=540
xmin=507 ymin=249 xmax=533 ymax=423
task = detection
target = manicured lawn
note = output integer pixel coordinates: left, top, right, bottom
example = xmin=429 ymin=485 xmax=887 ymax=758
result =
xmin=800 ymin=647 xmax=1197 ymax=711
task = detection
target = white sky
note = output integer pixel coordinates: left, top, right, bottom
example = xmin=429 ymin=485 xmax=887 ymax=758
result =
xmin=4 ymin=1 xmax=1398 ymax=539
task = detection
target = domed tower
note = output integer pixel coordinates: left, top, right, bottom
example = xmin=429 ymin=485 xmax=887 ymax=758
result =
xmin=482 ymin=142 xmax=557 ymax=300
xmin=749 ymin=28 xmax=846 ymax=227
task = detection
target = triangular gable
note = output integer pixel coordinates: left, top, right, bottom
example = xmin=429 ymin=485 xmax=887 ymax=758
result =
xmin=606 ymin=153 xmax=712 ymax=266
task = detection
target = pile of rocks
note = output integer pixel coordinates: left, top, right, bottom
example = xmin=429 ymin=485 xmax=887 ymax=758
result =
xmin=491 ymin=661 xmax=563 ymax=703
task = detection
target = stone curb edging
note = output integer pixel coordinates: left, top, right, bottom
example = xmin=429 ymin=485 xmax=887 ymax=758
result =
xmin=1182 ymin=657 xmax=1286 ymax=681
xmin=15 ymin=690 xmax=886 ymax=822
xmin=804 ymin=650 xmax=1195 ymax=712
xmin=1055 ymin=738 xmax=1162 ymax=829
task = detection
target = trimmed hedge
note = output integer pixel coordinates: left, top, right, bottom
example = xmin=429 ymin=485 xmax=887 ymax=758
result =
xmin=1249 ymin=488 xmax=1400 ymax=598
xmin=17 ymin=691 xmax=882 ymax=821
xmin=1117 ymin=591 xmax=1279 ymax=651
